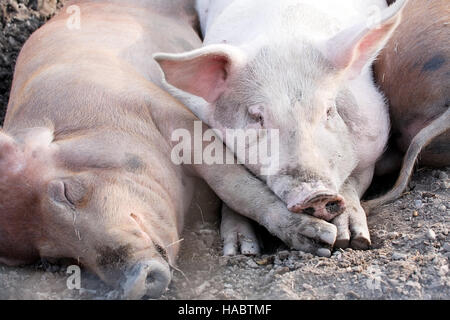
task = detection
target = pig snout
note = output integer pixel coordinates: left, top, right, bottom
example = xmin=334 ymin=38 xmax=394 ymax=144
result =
xmin=287 ymin=191 xmax=345 ymax=221
xmin=119 ymin=260 xmax=171 ymax=300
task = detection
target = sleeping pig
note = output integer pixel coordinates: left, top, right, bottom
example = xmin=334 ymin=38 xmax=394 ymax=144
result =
xmin=155 ymin=0 xmax=410 ymax=249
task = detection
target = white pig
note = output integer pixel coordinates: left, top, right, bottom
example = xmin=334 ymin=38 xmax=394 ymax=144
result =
xmin=155 ymin=0 xmax=409 ymax=249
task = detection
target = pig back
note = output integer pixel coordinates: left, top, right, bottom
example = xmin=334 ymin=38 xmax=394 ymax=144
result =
xmin=374 ymin=0 xmax=449 ymax=166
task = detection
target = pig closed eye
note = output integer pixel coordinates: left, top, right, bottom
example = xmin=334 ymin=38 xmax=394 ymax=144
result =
xmin=49 ymin=181 xmax=75 ymax=206
xmin=49 ymin=179 xmax=87 ymax=207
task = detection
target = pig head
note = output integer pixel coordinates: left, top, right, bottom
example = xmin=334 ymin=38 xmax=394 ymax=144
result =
xmin=0 ymin=127 xmax=182 ymax=298
xmin=155 ymin=0 xmax=409 ymax=221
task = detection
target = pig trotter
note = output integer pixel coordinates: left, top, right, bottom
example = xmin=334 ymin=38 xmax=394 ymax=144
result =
xmin=221 ymin=204 xmax=261 ymax=256
xmin=363 ymin=107 xmax=450 ymax=214
xmin=333 ymin=184 xmax=371 ymax=250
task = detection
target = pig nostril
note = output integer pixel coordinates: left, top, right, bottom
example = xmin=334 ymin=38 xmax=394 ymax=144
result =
xmin=303 ymin=207 xmax=316 ymax=216
xmin=326 ymin=201 xmax=342 ymax=214
xmin=145 ymin=263 xmax=171 ymax=299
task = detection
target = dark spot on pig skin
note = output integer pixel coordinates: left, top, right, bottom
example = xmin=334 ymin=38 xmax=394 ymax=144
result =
xmin=97 ymin=245 xmax=132 ymax=269
xmin=124 ymin=153 xmax=145 ymax=173
xmin=422 ymin=54 xmax=446 ymax=72
xmin=154 ymin=243 xmax=169 ymax=263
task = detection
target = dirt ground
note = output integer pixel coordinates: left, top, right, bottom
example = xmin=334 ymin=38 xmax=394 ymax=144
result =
xmin=0 ymin=0 xmax=449 ymax=300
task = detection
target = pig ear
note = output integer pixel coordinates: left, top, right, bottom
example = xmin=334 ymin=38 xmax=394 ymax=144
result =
xmin=154 ymin=44 xmax=246 ymax=103
xmin=325 ymin=0 xmax=408 ymax=79
xmin=0 ymin=131 xmax=16 ymax=162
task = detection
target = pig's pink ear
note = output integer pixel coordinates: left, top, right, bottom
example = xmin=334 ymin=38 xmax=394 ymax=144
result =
xmin=0 ymin=131 xmax=21 ymax=175
xmin=154 ymin=45 xmax=246 ymax=103
xmin=0 ymin=131 xmax=16 ymax=162
xmin=325 ymin=0 xmax=408 ymax=79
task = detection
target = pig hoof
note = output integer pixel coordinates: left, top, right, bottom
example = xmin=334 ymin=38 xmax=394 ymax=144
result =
xmin=223 ymin=232 xmax=261 ymax=256
xmin=350 ymin=237 xmax=371 ymax=250
xmin=335 ymin=239 xmax=350 ymax=249
xmin=221 ymin=207 xmax=261 ymax=256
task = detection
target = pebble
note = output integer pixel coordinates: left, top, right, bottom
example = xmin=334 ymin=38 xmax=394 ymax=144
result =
xmin=438 ymin=172 xmax=448 ymax=180
xmin=346 ymin=291 xmax=360 ymax=299
xmin=426 ymin=229 xmax=436 ymax=241
xmin=438 ymin=205 xmax=447 ymax=212
xmin=414 ymin=200 xmax=423 ymax=209
xmin=442 ymin=243 xmax=450 ymax=252
xmin=413 ymin=222 xmax=423 ymax=229
xmin=275 ymin=267 xmax=290 ymax=275
xmin=278 ymin=251 xmax=290 ymax=260
xmin=255 ymin=256 xmax=273 ymax=266
xmin=317 ymin=248 xmax=332 ymax=258
xmin=246 ymin=259 xmax=259 ymax=269
xmin=392 ymin=252 xmax=407 ymax=261
xmin=302 ymin=283 xmax=313 ymax=290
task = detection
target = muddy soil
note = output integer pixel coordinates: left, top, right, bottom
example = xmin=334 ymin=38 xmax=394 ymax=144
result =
xmin=0 ymin=0 xmax=449 ymax=300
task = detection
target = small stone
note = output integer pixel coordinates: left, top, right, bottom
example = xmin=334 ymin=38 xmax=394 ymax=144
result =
xmin=278 ymin=251 xmax=290 ymax=260
xmin=346 ymin=291 xmax=360 ymax=299
xmin=438 ymin=172 xmax=448 ymax=180
xmin=246 ymin=259 xmax=259 ymax=269
xmin=413 ymin=222 xmax=423 ymax=229
xmin=426 ymin=229 xmax=436 ymax=241
xmin=392 ymin=252 xmax=407 ymax=261
xmin=442 ymin=243 xmax=450 ymax=252
xmin=302 ymin=283 xmax=313 ymax=290
xmin=414 ymin=200 xmax=423 ymax=209
xmin=438 ymin=205 xmax=447 ymax=212
xmin=317 ymin=248 xmax=332 ymax=258
xmin=255 ymin=256 xmax=273 ymax=266
xmin=275 ymin=267 xmax=290 ymax=275
xmin=413 ymin=211 xmax=419 ymax=217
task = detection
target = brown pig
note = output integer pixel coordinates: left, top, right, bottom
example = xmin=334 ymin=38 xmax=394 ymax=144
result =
xmin=367 ymin=0 xmax=449 ymax=210
xmin=0 ymin=0 xmax=337 ymax=299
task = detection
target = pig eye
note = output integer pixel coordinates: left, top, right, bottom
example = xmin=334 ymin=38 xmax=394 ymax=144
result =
xmin=49 ymin=179 xmax=87 ymax=207
xmin=48 ymin=180 xmax=75 ymax=207
xmin=248 ymin=105 xmax=265 ymax=126
xmin=326 ymin=104 xmax=336 ymax=120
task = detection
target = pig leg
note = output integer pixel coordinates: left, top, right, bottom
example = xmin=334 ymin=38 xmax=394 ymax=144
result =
xmin=363 ymin=107 xmax=450 ymax=213
xmin=221 ymin=204 xmax=261 ymax=256
xmin=333 ymin=174 xmax=373 ymax=250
